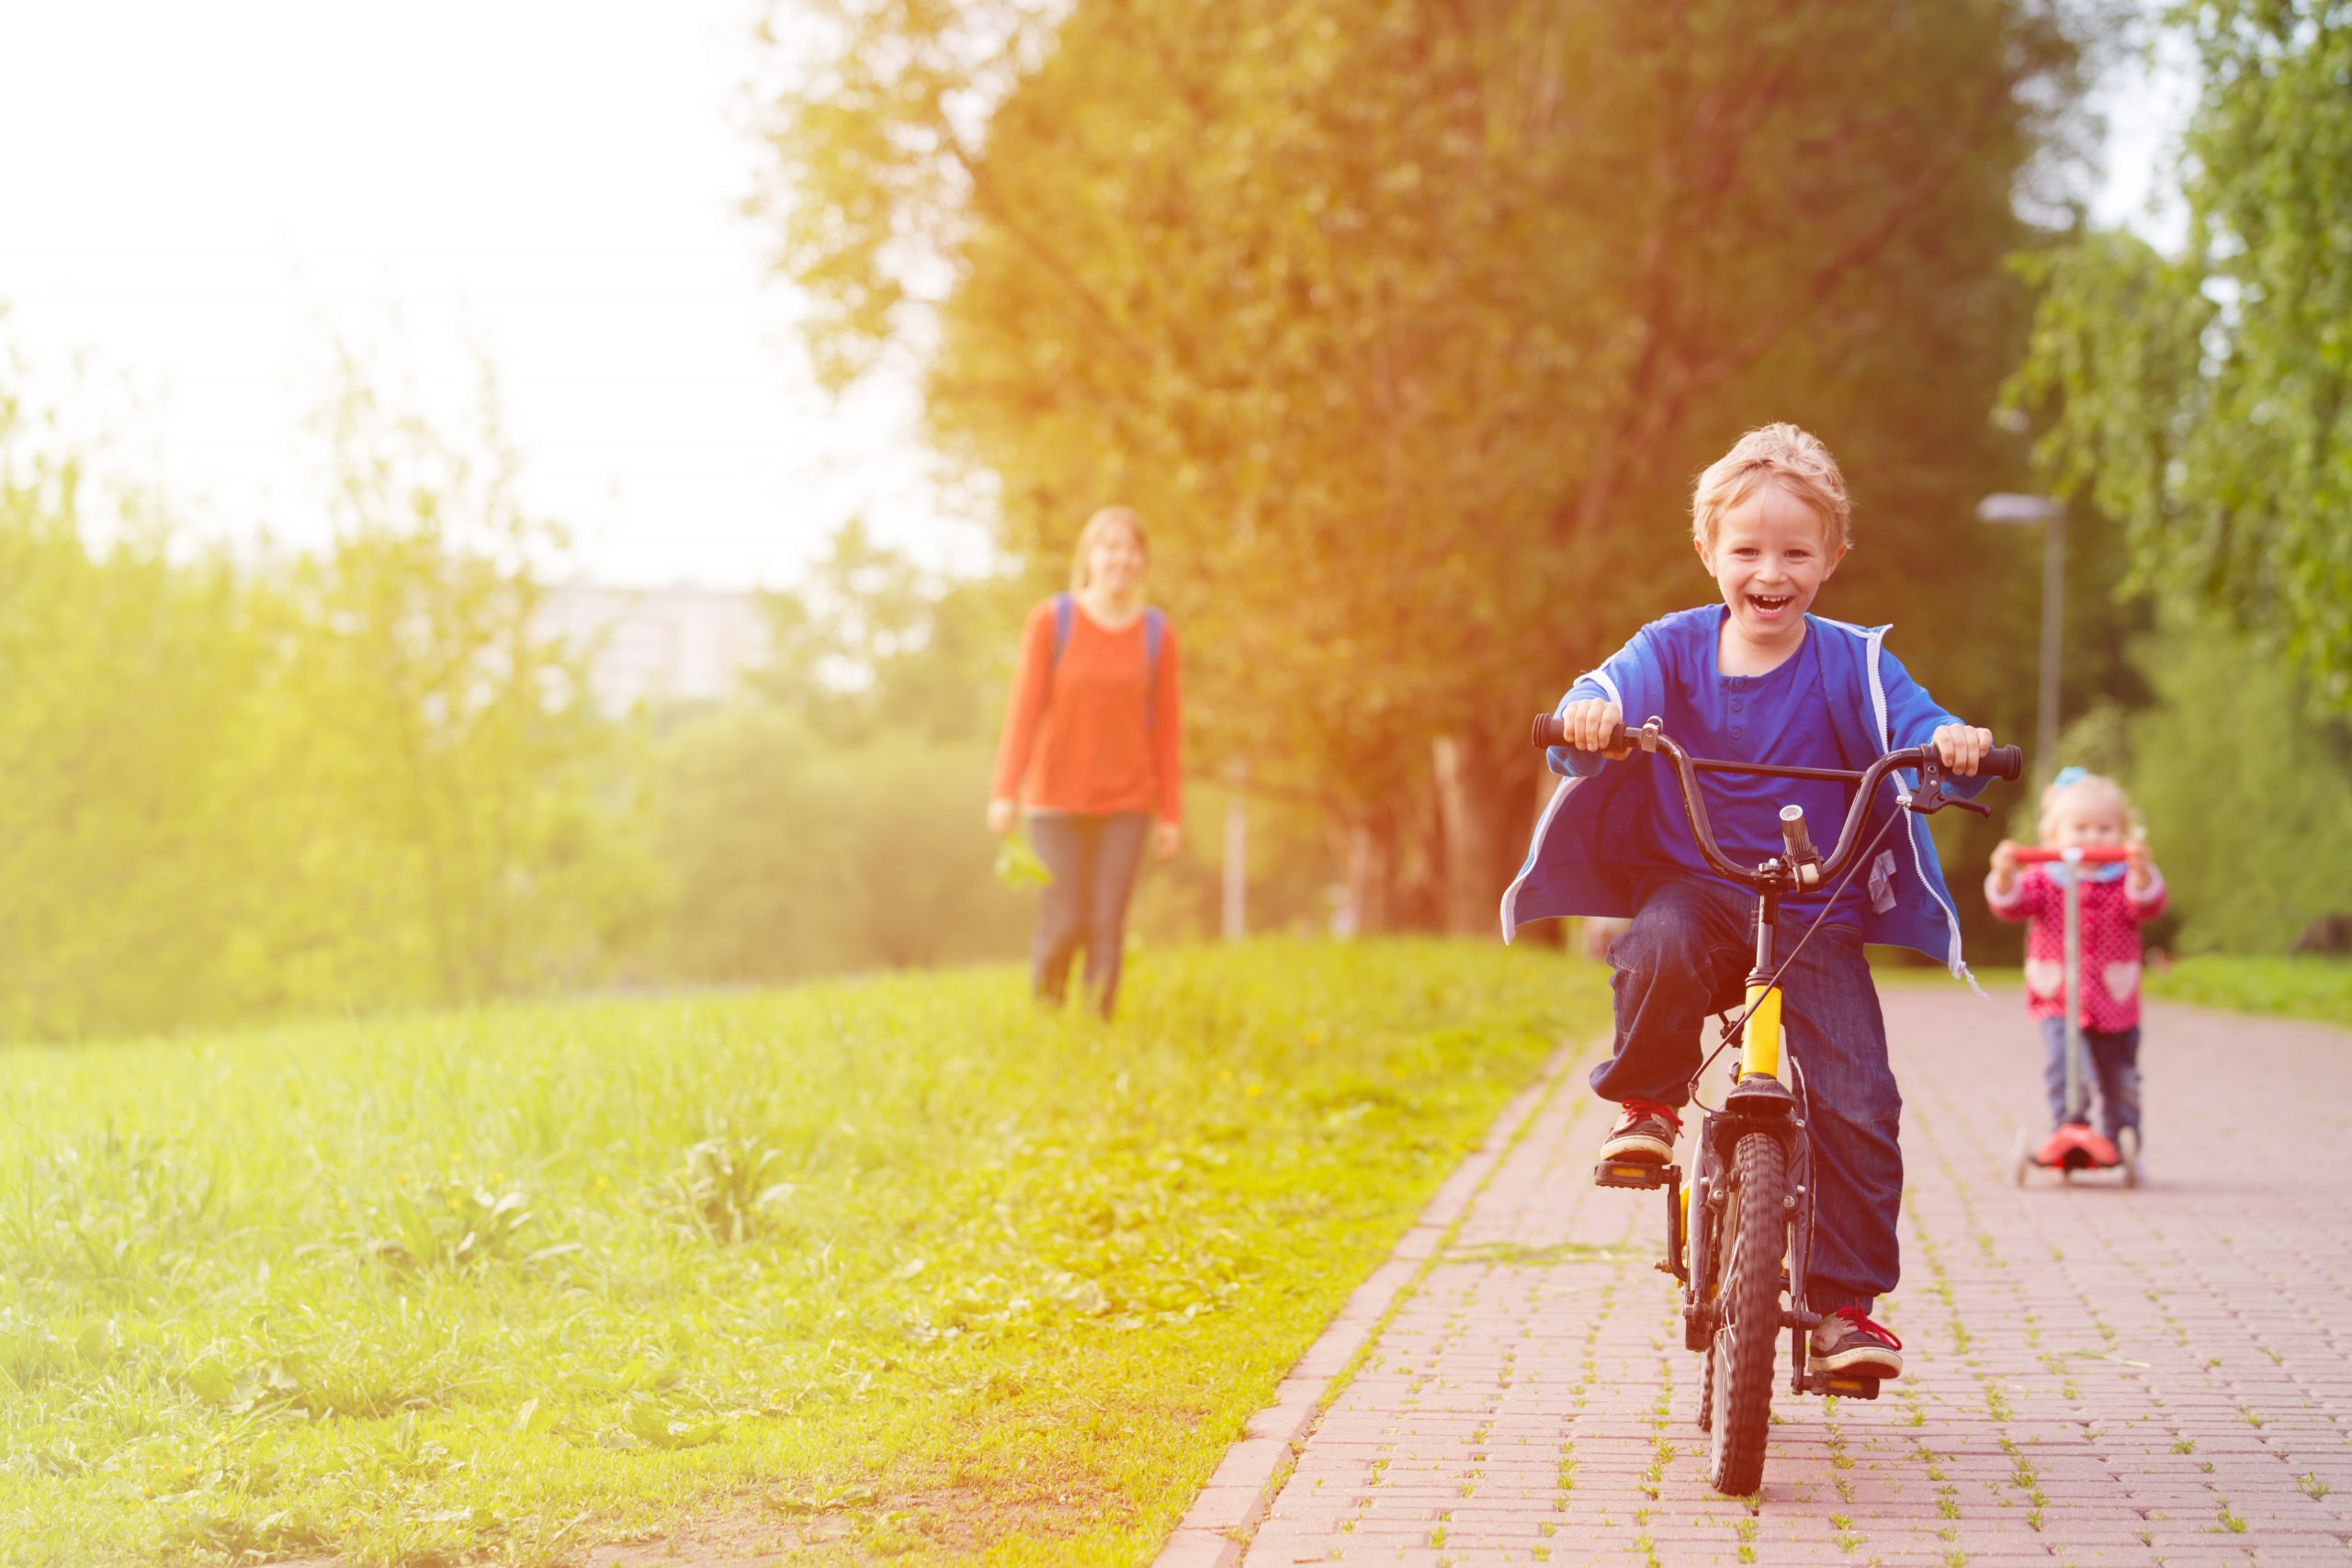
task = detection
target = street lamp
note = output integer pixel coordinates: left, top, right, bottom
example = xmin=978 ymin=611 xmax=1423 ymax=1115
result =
xmin=1975 ymin=492 xmax=2065 ymax=782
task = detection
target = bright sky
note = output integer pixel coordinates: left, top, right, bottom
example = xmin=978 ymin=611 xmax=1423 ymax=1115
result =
xmin=0 ymin=0 xmax=962 ymax=590
xmin=0 ymin=3 xmax=2187 ymax=592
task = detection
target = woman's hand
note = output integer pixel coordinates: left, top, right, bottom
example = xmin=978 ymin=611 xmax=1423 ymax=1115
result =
xmin=1931 ymin=724 xmax=1994 ymax=775
xmin=987 ymin=798 xmax=1018 ymax=836
xmin=1152 ymin=820 xmax=1182 ymax=861
xmin=1559 ymin=698 xmax=1629 ymax=757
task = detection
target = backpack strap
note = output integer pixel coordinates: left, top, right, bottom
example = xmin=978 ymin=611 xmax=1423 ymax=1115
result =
xmin=1143 ymin=607 xmax=1168 ymax=734
xmin=1051 ymin=593 xmax=1169 ymax=734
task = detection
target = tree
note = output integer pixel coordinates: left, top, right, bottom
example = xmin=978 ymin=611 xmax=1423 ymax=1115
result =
xmin=759 ymin=0 xmax=2087 ymax=929
xmin=253 ymin=362 xmax=657 ymax=1010
xmin=0 ymin=434 xmax=272 ymax=1036
xmin=2007 ymin=0 xmax=2352 ymax=714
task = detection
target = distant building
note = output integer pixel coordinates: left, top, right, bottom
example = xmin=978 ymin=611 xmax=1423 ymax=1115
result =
xmin=538 ymin=582 xmax=772 ymax=716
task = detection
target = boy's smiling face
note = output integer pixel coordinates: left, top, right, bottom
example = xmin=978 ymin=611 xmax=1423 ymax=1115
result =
xmin=1697 ymin=479 xmax=1848 ymax=650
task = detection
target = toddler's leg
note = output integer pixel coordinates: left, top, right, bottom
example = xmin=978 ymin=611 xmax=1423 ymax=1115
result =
xmin=1780 ymin=923 xmax=1900 ymax=1315
xmin=1588 ymin=877 xmax=1749 ymax=1106
xmin=2038 ymin=1016 xmax=2073 ymax=1127
xmin=2086 ymin=1027 xmax=2143 ymax=1146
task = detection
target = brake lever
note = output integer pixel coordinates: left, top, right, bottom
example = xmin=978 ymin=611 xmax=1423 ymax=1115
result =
xmin=1904 ymin=753 xmax=1994 ymax=817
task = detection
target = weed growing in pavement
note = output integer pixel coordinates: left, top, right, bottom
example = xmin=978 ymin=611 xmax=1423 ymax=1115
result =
xmin=2299 ymin=1472 xmax=2330 ymax=1500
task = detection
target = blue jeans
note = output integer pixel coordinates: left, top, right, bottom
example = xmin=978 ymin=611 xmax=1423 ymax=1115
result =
xmin=1027 ymin=812 xmax=1150 ymax=1020
xmin=2039 ymin=1018 xmax=2141 ymax=1142
xmin=1592 ymin=874 xmax=1900 ymax=1314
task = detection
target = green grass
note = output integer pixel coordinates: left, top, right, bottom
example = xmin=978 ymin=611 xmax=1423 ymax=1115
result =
xmin=1880 ymin=954 xmax=2352 ymax=1028
xmin=2142 ymin=955 xmax=2352 ymax=1027
xmin=0 ymin=939 xmax=1601 ymax=1566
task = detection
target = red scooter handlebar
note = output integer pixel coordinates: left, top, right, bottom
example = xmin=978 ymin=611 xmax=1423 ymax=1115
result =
xmin=2010 ymin=846 xmax=2131 ymax=864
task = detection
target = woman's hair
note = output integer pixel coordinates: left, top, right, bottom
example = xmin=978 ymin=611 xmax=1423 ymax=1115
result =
xmin=1069 ymin=505 xmax=1149 ymax=592
xmin=1690 ymin=423 xmax=1852 ymax=551
xmin=2037 ymin=767 xmax=2138 ymax=843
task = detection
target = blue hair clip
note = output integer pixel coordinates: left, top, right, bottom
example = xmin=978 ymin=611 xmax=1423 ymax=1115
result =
xmin=2051 ymin=765 xmax=2087 ymax=790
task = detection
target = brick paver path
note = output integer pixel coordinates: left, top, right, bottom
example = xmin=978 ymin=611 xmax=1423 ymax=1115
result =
xmin=1239 ymin=994 xmax=2352 ymax=1566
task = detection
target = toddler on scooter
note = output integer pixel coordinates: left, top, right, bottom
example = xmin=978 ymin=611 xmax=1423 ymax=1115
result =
xmin=1985 ymin=768 xmax=2167 ymax=1148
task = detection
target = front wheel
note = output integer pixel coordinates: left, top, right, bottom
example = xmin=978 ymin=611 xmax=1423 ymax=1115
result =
xmin=1707 ymin=1131 xmax=1785 ymax=1495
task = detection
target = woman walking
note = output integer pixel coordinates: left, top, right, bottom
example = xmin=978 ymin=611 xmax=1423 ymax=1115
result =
xmin=988 ymin=506 xmax=1183 ymax=1019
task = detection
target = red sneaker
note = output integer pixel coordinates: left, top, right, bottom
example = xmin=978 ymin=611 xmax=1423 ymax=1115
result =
xmin=1810 ymin=1307 xmax=1904 ymax=1379
xmin=1597 ymin=1099 xmax=1681 ymax=1164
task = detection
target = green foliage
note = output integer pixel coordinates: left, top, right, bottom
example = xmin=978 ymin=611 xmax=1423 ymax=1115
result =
xmin=2032 ymin=615 xmax=2352 ymax=954
xmin=2007 ymin=0 xmax=2352 ymax=713
xmin=0 ymin=371 xmax=655 ymax=1040
xmin=992 ymin=829 xmax=1053 ymax=889
xmin=657 ymin=712 xmax=1030 ymax=980
xmin=751 ymin=516 xmax=1024 ymax=748
xmin=758 ymin=0 xmax=2088 ymax=922
xmin=0 ymin=939 xmax=1602 ymax=1564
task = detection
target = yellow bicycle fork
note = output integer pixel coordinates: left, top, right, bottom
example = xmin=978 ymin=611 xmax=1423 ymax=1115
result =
xmin=1737 ymin=981 xmax=1782 ymax=1080
xmin=1681 ymin=979 xmax=1783 ymax=1238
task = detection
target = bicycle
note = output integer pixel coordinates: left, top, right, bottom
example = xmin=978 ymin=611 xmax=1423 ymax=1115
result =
xmin=1528 ymin=712 xmax=2021 ymax=1495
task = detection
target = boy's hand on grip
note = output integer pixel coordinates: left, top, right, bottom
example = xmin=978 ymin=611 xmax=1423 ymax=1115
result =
xmin=1932 ymin=724 xmax=1995 ymax=776
xmin=1560 ymin=698 xmax=1629 ymax=758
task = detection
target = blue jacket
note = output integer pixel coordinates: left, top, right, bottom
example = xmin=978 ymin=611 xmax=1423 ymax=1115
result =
xmin=1499 ymin=607 xmax=1985 ymax=984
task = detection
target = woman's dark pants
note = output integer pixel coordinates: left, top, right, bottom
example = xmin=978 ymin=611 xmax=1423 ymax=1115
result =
xmin=1590 ymin=874 xmax=1902 ymax=1316
xmin=1026 ymin=812 xmax=1150 ymax=1020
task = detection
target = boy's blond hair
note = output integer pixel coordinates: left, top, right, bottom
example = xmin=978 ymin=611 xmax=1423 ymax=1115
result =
xmin=2037 ymin=769 xmax=2138 ymax=843
xmin=1691 ymin=423 xmax=1852 ymax=551
xmin=1069 ymin=505 xmax=1149 ymax=592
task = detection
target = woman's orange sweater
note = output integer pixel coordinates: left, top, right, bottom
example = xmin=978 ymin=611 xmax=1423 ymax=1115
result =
xmin=991 ymin=598 xmax=1183 ymax=823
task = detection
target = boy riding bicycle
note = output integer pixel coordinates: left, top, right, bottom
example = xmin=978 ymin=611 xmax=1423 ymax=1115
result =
xmin=1500 ymin=424 xmax=2000 ymax=1382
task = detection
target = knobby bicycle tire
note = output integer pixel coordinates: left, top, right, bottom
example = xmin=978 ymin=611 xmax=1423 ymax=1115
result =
xmin=1707 ymin=1131 xmax=1785 ymax=1495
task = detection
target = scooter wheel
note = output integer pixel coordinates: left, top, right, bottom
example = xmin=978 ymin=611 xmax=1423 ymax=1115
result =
xmin=2119 ymin=1126 xmax=2140 ymax=1189
xmin=2009 ymin=1128 xmax=2030 ymax=1188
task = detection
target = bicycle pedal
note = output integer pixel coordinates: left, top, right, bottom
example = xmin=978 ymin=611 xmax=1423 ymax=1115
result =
xmin=1804 ymin=1371 xmax=1882 ymax=1400
xmin=1593 ymin=1159 xmax=1668 ymax=1190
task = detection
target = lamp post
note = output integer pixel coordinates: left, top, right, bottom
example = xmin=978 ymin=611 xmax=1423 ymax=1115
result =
xmin=1222 ymin=759 xmax=1247 ymax=940
xmin=1975 ymin=492 xmax=2065 ymax=781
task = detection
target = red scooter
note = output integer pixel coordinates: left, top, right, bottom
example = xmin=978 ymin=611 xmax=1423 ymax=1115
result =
xmin=2008 ymin=844 xmax=2141 ymax=1187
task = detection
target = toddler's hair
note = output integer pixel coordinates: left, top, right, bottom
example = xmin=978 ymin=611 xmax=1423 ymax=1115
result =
xmin=2037 ymin=768 xmax=2138 ymax=843
xmin=1691 ymin=423 xmax=1852 ymax=550
xmin=1069 ymin=505 xmax=1149 ymax=592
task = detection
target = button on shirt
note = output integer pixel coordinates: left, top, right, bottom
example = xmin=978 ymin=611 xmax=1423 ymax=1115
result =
xmin=1641 ymin=628 xmax=1866 ymax=927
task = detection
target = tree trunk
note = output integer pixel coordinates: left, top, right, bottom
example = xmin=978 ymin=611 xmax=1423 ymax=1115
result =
xmin=1432 ymin=727 xmax=1531 ymax=938
xmin=1340 ymin=811 xmax=1395 ymax=936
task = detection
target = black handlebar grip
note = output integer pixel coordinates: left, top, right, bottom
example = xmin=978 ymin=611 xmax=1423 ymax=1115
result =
xmin=1986 ymin=745 xmax=2023 ymax=782
xmin=1531 ymin=715 xmax=1628 ymax=753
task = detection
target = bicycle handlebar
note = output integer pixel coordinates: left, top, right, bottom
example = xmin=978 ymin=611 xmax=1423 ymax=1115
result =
xmin=1527 ymin=712 xmax=2024 ymax=784
xmin=1529 ymin=713 xmax=2023 ymax=892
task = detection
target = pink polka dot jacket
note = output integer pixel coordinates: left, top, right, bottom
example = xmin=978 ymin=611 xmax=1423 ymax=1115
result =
xmin=1984 ymin=867 xmax=2169 ymax=1031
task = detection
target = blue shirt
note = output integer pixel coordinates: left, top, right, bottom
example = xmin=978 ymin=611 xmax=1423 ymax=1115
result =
xmin=1645 ymin=616 xmax=1865 ymax=925
xmin=1502 ymin=606 xmax=1987 ymax=976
